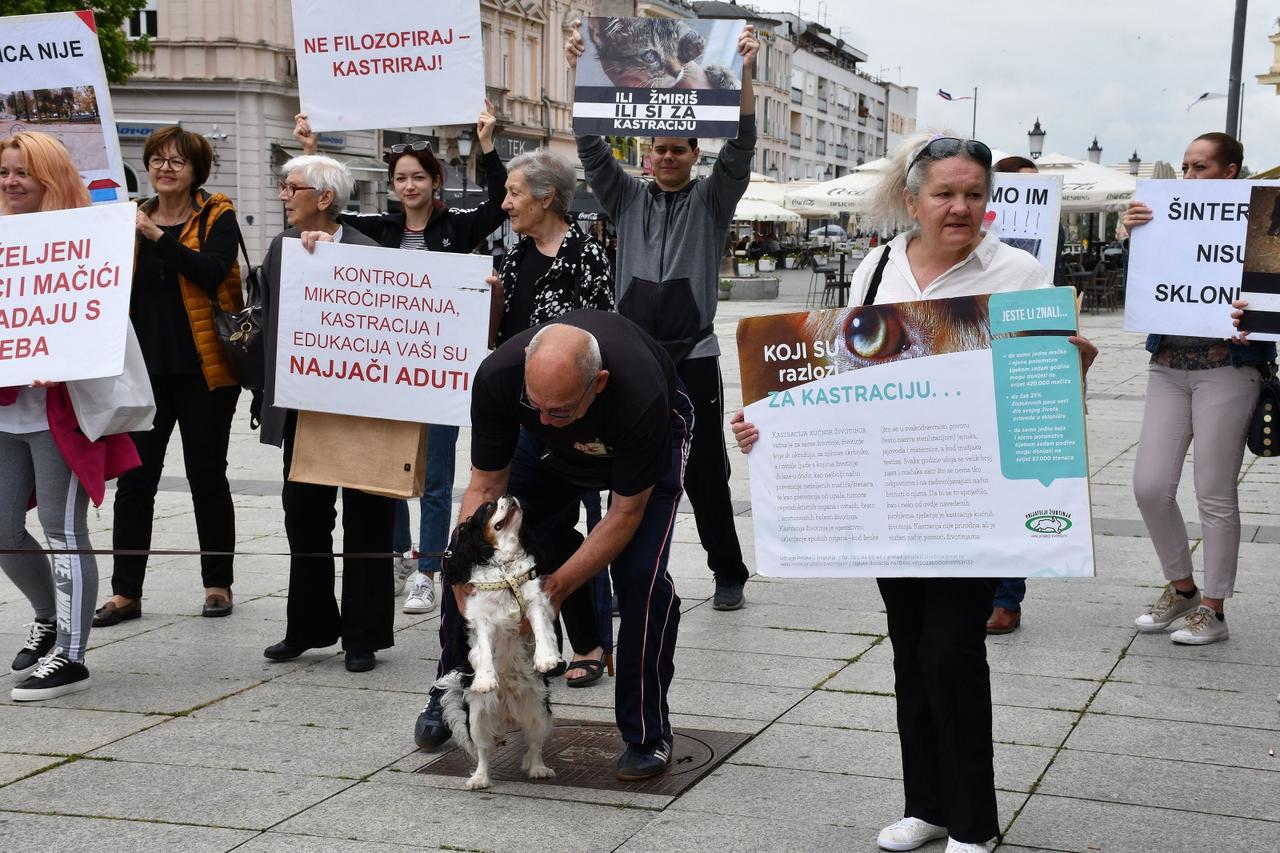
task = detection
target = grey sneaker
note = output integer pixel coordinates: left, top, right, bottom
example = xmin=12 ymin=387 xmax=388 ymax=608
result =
xmin=1135 ymin=584 xmax=1201 ymax=632
xmin=392 ymin=551 xmax=416 ymax=596
xmin=403 ymin=572 xmax=437 ymax=614
xmin=876 ymin=817 xmax=948 ymax=851
xmin=1170 ymin=605 xmax=1228 ymax=645
xmin=713 ymin=582 xmax=745 ymax=611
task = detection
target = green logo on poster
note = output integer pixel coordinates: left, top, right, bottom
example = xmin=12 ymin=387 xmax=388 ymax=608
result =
xmin=1024 ymin=511 xmax=1072 ymax=535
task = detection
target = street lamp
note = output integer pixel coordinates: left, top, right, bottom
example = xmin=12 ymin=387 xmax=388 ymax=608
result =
xmin=1087 ymin=136 xmax=1102 ymax=164
xmin=456 ymin=130 xmax=474 ymax=198
xmin=1027 ymin=117 xmax=1046 ymax=160
xmin=1128 ymin=150 xmax=1141 ymax=176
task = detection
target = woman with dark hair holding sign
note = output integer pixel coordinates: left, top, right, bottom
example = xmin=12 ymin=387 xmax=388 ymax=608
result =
xmin=731 ymin=132 xmax=1096 ymax=853
xmin=293 ymin=104 xmax=506 ymax=616
xmin=95 ymin=125 xmax=245 ymax=627
xmin=1124 ymin=132 xmax=1274 ymax=645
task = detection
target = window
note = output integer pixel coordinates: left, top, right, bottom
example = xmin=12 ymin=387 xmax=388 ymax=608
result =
xmin=127 ymin=0 xmax=157 ymax=40
xmin=790 ymin=67 xmax=803 ymax=91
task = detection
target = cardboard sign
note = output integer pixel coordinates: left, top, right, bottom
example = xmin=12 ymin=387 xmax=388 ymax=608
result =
xmin=1234 ymin=185 xmax=1280 ymax=340
xmin=291 ymin=0 xmax=484 ymax=132
xmin=1125 ymin=179 xmax=1280 ymax=337
xmin=988 ymin=173 xmax=1063 ymax=276
xmin=0 ymin=202 xmax=137 ymax=385
xmin=736 ymin=288 xmax=1094 ymax=578
xmin=273 ymin=238 xmax=490 ymax=425
xmin=0 ymin=11 xmax=128 ymax=203
xmin=573 ymin=17 xmax=745 ymax=138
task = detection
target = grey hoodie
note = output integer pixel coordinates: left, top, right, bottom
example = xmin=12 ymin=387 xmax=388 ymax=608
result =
xmin=577 ymin=115 xmax=757 ymax=360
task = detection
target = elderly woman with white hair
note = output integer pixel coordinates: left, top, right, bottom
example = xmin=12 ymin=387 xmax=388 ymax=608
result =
xmin=256 ymin=154 xmax=393 ymax=674
xmin=732 ymin=133 xmax=1097 ymax=853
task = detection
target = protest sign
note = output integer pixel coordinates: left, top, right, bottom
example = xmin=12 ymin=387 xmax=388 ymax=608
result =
xmin=1234 ymin=185 xmax=1280 ymax=340
xmin=573 ymin=17 xmax=745 ymax=138
xmin=988 ymin=173 xmax=1062 ymax=276
xmin=0 ymin=202 xmax=137 ymax=385
xmin=291 ymin=0 xmax=484 ymax=132
xmin=0 ymin=11 xmax=127 ymax=203
xmin=1124 ymin=178 xmax=1280 ymax=337
xmin=273 ymin=239 xmax=490 ymax=425
xmin=737 ymin=287 xmax=1094 ymax=578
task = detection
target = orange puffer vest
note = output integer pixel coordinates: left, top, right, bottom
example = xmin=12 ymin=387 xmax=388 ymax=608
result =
xmin=136 ymin=191 xmax=244 ymax=389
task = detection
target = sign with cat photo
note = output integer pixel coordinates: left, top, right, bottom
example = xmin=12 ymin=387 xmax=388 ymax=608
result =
xmin=573 ymin=17 xmax=745 ymax=138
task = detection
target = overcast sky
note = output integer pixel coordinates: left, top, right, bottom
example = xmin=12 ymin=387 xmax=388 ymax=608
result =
xmin=783 ymin=0 xmax=1280 ymax=171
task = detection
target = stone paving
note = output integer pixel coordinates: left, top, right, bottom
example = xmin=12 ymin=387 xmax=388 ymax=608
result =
xmin=1 ymin=267 xmax=1278 ymax=852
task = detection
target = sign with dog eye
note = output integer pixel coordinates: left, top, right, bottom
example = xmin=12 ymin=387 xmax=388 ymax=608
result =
xmin=0 ymin=10 xmax=128 ymax=204
xmin=736 ymin=287 xmax=1094 ymax=578
xmin=1125 ymin=178 xmax=1280 ymax=338
xmin=573 ymin=17 xmax=745 ymax=137
xmin=273 ymin=239 xmax=491 ymax=425
xmin=290 ymin=0 xmax=484 ymax=132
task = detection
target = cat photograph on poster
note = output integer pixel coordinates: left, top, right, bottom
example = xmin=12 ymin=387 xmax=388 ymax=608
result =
xmin=577 ymin=17 xmax=743 ymax=90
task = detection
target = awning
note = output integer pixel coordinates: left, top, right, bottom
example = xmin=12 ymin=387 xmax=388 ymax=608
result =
xmin=1033 ymin=152 xmax=1136 ymax=211
xmin=733 ymin=197 xmax=801 ymax=223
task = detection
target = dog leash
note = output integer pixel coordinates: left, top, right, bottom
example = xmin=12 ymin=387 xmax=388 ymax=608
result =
xmin=471 ymin=568 xmax=539 ymax=615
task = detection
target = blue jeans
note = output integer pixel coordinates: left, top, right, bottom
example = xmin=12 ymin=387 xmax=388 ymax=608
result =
xmin=992 ymin=578 xmax=1026 ymax=611
xmin=392 ymin=424 xmax=459 ymax=576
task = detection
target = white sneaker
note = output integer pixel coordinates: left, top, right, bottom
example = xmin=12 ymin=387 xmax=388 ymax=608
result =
xmin=877 ymin=817 xmax=948 ymax=851
xmin=403 ymin=573 xmax=437 ymax=614
xmin=945 ymin=839 xmax=995 ymax=853
xmin=1170 ymin=605 xmax=1228 ymax=645
xmin=1135 ymin=584 xmax=1201 ymax=632
xmin=392 ymin=551 xmax=417 ymax=596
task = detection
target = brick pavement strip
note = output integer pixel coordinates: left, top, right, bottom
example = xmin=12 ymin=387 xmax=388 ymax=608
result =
xmin=1 ymin=270 xmax=1278 ymax=852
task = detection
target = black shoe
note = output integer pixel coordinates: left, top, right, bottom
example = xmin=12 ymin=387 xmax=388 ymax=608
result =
xmin=92 ymin=598 xmax=141 ymax=627
xmin=345 ymin=650 xmax=376 ymax=672
xmin=713 ymin=582 xmax=745 ymax=611
xmin=414 ymin=688 xmax=451 ymax=749
xmin=263 ymin=641 xmax=309 ymax=661
xmin=10 ymin=651 xmax=91 ymax=702
xmin=616 ymin=734 xmax=674 ymax=781
xmin=201 ymin=592 xmax=233 ymax=618
xmin=11 ymin=619 xmax=56 ymax=675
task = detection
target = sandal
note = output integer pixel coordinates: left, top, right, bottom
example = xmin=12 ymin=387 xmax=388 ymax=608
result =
xmin=566 ymin=652 xmax=614 ymax=688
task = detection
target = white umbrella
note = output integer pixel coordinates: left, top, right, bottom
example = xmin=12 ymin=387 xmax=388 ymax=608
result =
xmin=784 ymin=169 xmax=880 ymax=213
xmin=733 ymin=197 xmax=801 ymax=223
xmin=1033 ymin=152 xmax=1136 ymax=211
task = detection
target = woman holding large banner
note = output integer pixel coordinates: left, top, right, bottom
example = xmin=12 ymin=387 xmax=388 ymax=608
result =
xmin=294 ymin=106 xmax=506 ymax=616
xmin=731 ymin=132 xmax=1096 ymax=853
xmin=95 ymin=126 xmax=245 ymax=627
xmin=0 ymin=132 xmax=147 ymax=701
xmin=1122 ymin=133 xmax=1274 ymax=645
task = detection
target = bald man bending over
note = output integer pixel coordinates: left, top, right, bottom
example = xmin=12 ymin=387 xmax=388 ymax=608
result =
xmin=457 ymin=309 xmax=693 ymax=781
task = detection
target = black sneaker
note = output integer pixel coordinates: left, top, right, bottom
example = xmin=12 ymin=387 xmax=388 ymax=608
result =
xmin=11 ymin=619 xmax=56 ymax=675
xmin=414 ymin=687 xmax=451 ymax=749
xmin=713 ymin=582 xmax=746 ymax=611
xmin=10 ymin=650 xmax=90 ymax=702
xmin=616 ymin=734 xmax=674 ymax=781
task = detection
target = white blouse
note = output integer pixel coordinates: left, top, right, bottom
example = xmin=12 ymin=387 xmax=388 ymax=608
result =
xmin=0 ymin=387 xmax=49 ymax=434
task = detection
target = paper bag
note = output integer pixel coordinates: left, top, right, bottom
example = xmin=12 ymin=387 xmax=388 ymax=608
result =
xmin=289 ymin=410 xmax=427 ymax=499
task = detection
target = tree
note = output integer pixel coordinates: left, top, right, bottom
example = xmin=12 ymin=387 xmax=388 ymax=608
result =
xmin=4 ymin=1 xmax=151 ymax=84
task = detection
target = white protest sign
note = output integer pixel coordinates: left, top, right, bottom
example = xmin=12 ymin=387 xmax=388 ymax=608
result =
xmin=274 ymin=239 xmax=490 ymax=425
xmin=0 ymin=202 xmax=137 ymax=385
xmin=1124 ymin=179 xmax=1280 ymax=337
xmin=989 ymin=173 xmax=1062 ymax=276
xmin=737 ymin=288 xmax=1093 ymax=578
xmin=0 ymin=11 xmax=128 ymax=204
xmin=291 ymin=0 xmax=484 ymax=132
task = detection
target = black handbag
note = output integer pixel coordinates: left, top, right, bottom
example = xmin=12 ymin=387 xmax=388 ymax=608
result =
xmin=211 ymin=233 xmax=265 ymax=391
xmin=1248 ymin=364 xmax=1280 ymax=457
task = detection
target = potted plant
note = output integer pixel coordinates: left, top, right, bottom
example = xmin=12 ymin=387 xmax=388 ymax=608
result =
xmin=783 ymin=253 xmax=801 ymax=269
xmin=736 ymin=258 xmax=756 ymax=277
xmin=758 ymin=256 xmax=776 ymax=273
xmin=718 ymin=278 xmax=733 ymax=300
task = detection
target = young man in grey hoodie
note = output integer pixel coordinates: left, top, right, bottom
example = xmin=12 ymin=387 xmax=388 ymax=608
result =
xmin=566 ymin=21 xmax=758 ymax=611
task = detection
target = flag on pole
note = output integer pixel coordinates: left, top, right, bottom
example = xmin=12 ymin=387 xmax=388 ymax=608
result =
xmin=1187 ymin=92 xmax=1228 ymax=111
xmin=937 ymin=89 xmax=973 ymax=101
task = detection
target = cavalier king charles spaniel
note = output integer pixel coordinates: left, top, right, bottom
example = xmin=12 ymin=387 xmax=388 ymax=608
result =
xmin=435 ymin=495 xmax=562 ymax=790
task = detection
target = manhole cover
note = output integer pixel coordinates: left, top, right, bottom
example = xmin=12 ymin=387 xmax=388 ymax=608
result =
xmin=415 ymin=720 xmax=750 ymax=796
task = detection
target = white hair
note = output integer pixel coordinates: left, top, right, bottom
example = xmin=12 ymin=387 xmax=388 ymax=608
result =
xmin=869 ymin=130 xmax=993 ymax=230
xmin=508 ymin=148 xmax=576 ymax=216
xmin=281 ymin=154 xmax=354 ymax=220
xmin=526 ymin=325 xmax=602 ymax=384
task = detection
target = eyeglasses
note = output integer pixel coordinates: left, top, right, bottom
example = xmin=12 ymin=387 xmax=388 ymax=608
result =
xmin=276 ymin=181 xmax=316 ymax=198
xmin=389 ymin=140 xmax=433 ymax=154
xmin=147 ymin=156 xmax=188 ymax=171
xmin=906 ymin=137 xmax=993 ymax=177
xmin=520 ymin=378 xmax=593 ymax=422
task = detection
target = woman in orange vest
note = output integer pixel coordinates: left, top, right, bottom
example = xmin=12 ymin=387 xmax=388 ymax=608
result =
xmin=94 ymin=126 xmax=245 ymax=626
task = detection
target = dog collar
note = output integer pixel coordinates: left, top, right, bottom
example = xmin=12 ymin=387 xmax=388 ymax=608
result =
xmin=471 ymin=567 xmax=538 ymax=614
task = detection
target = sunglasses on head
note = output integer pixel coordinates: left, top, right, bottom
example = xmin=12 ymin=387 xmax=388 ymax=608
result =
xmin=388 ymin=140 xmax=432 ymax=155
xmin=906 ymin=137 xmax=993 ymax=176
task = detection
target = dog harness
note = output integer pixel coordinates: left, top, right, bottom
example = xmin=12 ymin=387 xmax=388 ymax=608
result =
xmin=470 ymin=567 xmax=539 ymax=615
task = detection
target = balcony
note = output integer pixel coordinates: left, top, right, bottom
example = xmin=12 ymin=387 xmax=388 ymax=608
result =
xmin=837 ymin=105 xmax=850 ymax=121
xmin=816 ymin=140 xmax=826 ymax=155
xmin=127 ymin=46 xmax=156 ymax=74
xmin=790 ymin=133 xmax=801 ymax=150
xmin=836 ymin=144 xmax=849 ymax=159
xmin=791 ymin=88 xmax=803 ymax=105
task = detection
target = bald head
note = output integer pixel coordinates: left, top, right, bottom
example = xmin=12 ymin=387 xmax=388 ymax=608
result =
xmin=524 ymin=325 xmax=607 ymax=425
